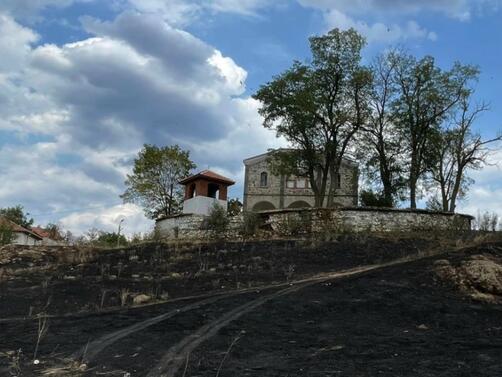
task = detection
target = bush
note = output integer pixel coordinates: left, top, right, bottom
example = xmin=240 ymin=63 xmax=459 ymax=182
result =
xmin=204 ymin=203 xmax=230 ymax=237
xmin=0 ymin=222 xmax=13 ymax=245
xmin=241 ymin=212 xmax=262 ymax=237
xmin=360 ymin=189 xmax=393 ymax=208
xmin=275 ymin=212 xmax=311 ymax=237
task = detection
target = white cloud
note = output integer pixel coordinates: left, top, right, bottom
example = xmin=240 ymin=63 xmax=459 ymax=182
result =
xmin=59 ymin=203 xmax=152 ymax=236
xmin=297 ymin=0 xmax=501 ymax=44
xmin=0 ymin=0 xmax=93 ymax=20
xmin=298 ymin=0 xmax=500 ymax=21
xmin=0 ymin=11 xmax=282 ymax=235
xmin=0 ymin=14 xmax=38 ymax=72
xmin=456 ymin=148 xmax=502 ymax=218
xmin=324 ymin=9 xmax=437 ymax=43
xmin=124 ymin=0 xmax=275 ymax=26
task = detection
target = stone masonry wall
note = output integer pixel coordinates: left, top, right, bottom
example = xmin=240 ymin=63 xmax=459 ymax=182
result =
xmin=156 ymin=208 xmax=473 ymax=240
xmin=156 ymin=214 xmax=242 ymax=240
xmin=244 ymin=158 xmax=358 ymax=212
xmin=264 ymin=207 xmax=472 ymax=236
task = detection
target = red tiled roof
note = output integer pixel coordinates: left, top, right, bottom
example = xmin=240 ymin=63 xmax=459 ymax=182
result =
xmin=31 ymin=227 xmax=51 ymax=239
xmin=179 ymin=170 xmax=235 ymax=185
xmin=0 ymin=217 xmax=43 ymax=240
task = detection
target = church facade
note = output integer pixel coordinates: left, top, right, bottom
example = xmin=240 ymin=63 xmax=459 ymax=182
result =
xmin=243 ymin=150 xmax=359 ymax=212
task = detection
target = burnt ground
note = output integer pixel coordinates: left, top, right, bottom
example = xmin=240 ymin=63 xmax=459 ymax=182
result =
xmin=1 ymin=237 xmax=502 ymax=376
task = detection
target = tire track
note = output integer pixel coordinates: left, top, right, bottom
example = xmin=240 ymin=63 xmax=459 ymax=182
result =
xmin=72 ymin=294 xmax=234 ymax=363
xmin=72 ymin=255 xmax=429 ymax=370
xmin=146 ymin=264 xmax=381 ymax=377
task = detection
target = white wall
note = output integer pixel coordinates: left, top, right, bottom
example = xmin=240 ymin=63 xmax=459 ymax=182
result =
xmin=12 ymin=232 xmax=42 ymax=246
xmin=183 ymin=196 xmax=227 ymax=216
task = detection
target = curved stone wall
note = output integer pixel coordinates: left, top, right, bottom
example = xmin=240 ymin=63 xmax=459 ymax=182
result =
xmin=156 ymin=207 xmax=473 ymax=240
xmin=263 ymin=207 xmax=473 ymax=235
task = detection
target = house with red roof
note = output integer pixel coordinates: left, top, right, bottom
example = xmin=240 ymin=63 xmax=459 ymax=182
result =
xmin=0 ymin=217 xmax=43 ymax=246
xmin=31 ymin=227 xmax=66 ymax=246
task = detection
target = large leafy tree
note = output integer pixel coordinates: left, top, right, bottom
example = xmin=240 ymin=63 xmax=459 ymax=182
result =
xmin=0 ymin=205 xmax=34 ymax=228
xmin=121 ymin=144 xmax=196 ymax=219
xmin=391 ymin=53 xmax=478 ymax=208
xmin=254 ymin=28 xmax=371 ymax=207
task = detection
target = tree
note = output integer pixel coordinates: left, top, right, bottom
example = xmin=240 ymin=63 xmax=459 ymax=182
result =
xmin=392 ymin=53 xmax=478 ymax=208
xmin=360 ymin=189 xmax=393 ymax=207
xmin=204 ymin=203 xmax=230 ymax=237
xmin=360 ymin=52 xmax=406 ymax=207
xmin=122 ymin=144 xmax=196 ymax=219
xmin=227 ymin=198 xmax=243 ymax=217
xmin=45 ymin=223 xmax=64 ymax=240
xmin=254 ymin=28 xmax=371 ymax=207
xmin=96 ymin=232 xmax=128 ymax=247
xmin=429 ymin=97 xmax=501 ymax=212
xmin=0 ymin=205 xmax=33 ymax=228
xmin=0 ymin=222 xmax=14 ymax=245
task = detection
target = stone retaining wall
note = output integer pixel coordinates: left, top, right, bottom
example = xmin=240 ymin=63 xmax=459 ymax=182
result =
xmin=264 ymin=207 xmax=473 ymax=236
xmin=155 ymin=207 xmax=473 ymax=240
xmin=155 ymin=214 xmax=242 ymax=240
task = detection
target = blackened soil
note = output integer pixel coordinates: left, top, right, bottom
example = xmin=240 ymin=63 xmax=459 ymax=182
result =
xmin=0 ymin=237 xmax=432 ymax=318
xmin=1 ymin=239 xmax=501 ymax=376
xmin=186 ymin=255 xmax=502 ymax=377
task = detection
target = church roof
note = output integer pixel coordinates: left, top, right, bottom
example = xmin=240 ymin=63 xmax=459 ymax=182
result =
xmin=179 ymin=170 xmax=235 ymax=185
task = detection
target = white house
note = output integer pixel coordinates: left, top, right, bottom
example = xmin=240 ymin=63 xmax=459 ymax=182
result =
xmin=0 ymin=217 xmax=43 ymax=246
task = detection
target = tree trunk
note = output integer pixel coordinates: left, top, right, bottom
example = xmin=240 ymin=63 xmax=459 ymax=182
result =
xmin=168 ymin=184 xmax=173 ymax=215
xmin=409 ymin=176 xmax=417 ymax=209
xmin=379 ymin=162 xmax=394 ymax=207
xmin=449 ymin=172 xmax=463 ymax=213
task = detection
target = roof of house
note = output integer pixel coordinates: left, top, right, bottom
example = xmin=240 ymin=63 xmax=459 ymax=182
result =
xmin=243 ymin=148 xmax=359 ymax=167
xmin=179 ymin=170 xmax=235 ymax=185
xmin=31 ymin=227 xmax=51 ymax=239
xmin=0 ymin=217 xmax=43 ymax=240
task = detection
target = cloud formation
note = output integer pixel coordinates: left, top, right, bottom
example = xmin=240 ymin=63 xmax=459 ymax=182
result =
xmin=298 ymin=0 xmax=501 ymax=43
xmin=0 ymin=10 xmax=283 ymax=235
xmin=0 ymin=1 xmax=499 ymax=236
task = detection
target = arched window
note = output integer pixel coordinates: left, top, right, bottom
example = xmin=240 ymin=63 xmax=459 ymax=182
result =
xmin=260 ymin=172 xmax=268 ymax=187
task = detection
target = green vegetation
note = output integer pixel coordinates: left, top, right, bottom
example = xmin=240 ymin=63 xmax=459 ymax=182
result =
xmin=254 ymin=28 xmax=501 ymax=212
xmin=204 ymin=203 xmax=230 ymax=237
xmin=254 ymin=28 xmax=371 ymax=208
xmin=121 ymin=144 xmax=196 ymax=219
xmin=0 ymin=205 xmax=34 ymax=228
xmin=0 ymin=222 xmax=14 ymax=245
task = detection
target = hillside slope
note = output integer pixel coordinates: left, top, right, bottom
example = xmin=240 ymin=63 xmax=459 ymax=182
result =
xmin=0 ymin=238 xmax=501 ymax=376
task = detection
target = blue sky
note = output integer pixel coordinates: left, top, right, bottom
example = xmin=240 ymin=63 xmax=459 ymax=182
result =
xmin=0 ymin=0 xmax=501 ymax=234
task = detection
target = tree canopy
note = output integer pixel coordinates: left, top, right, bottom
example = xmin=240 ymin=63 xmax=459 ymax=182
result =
xmin=0 ymin=205 xmax=34 ymax=228
xmin=254 ymin=28 xmax=371 ymax=207
xmin=254 ymin=28 xmax=500 ymax=212
xmin=121 ymin=144 xmax=196 ymax=219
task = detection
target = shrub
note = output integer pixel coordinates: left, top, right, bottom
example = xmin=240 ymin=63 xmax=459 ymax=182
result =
xmin=204 ymin=203 xmax=230 ymax=237
xmin=360 ymin=189 xmax=393 ymax=208
xmin=275 ymin=212 xmax=311 ymax=237
xmin=0 ymin=222 xmax=13 ymax=245
xmin=241 ymin=212 xmax=262 ymax=237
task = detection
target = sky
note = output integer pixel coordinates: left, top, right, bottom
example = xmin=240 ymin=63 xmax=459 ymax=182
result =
xmin=0 ymin=0 xmax=501 ymax=236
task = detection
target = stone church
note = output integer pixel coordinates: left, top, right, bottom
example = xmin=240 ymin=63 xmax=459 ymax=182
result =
xmin=243 ymin=150 xmax=359 ymax=212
